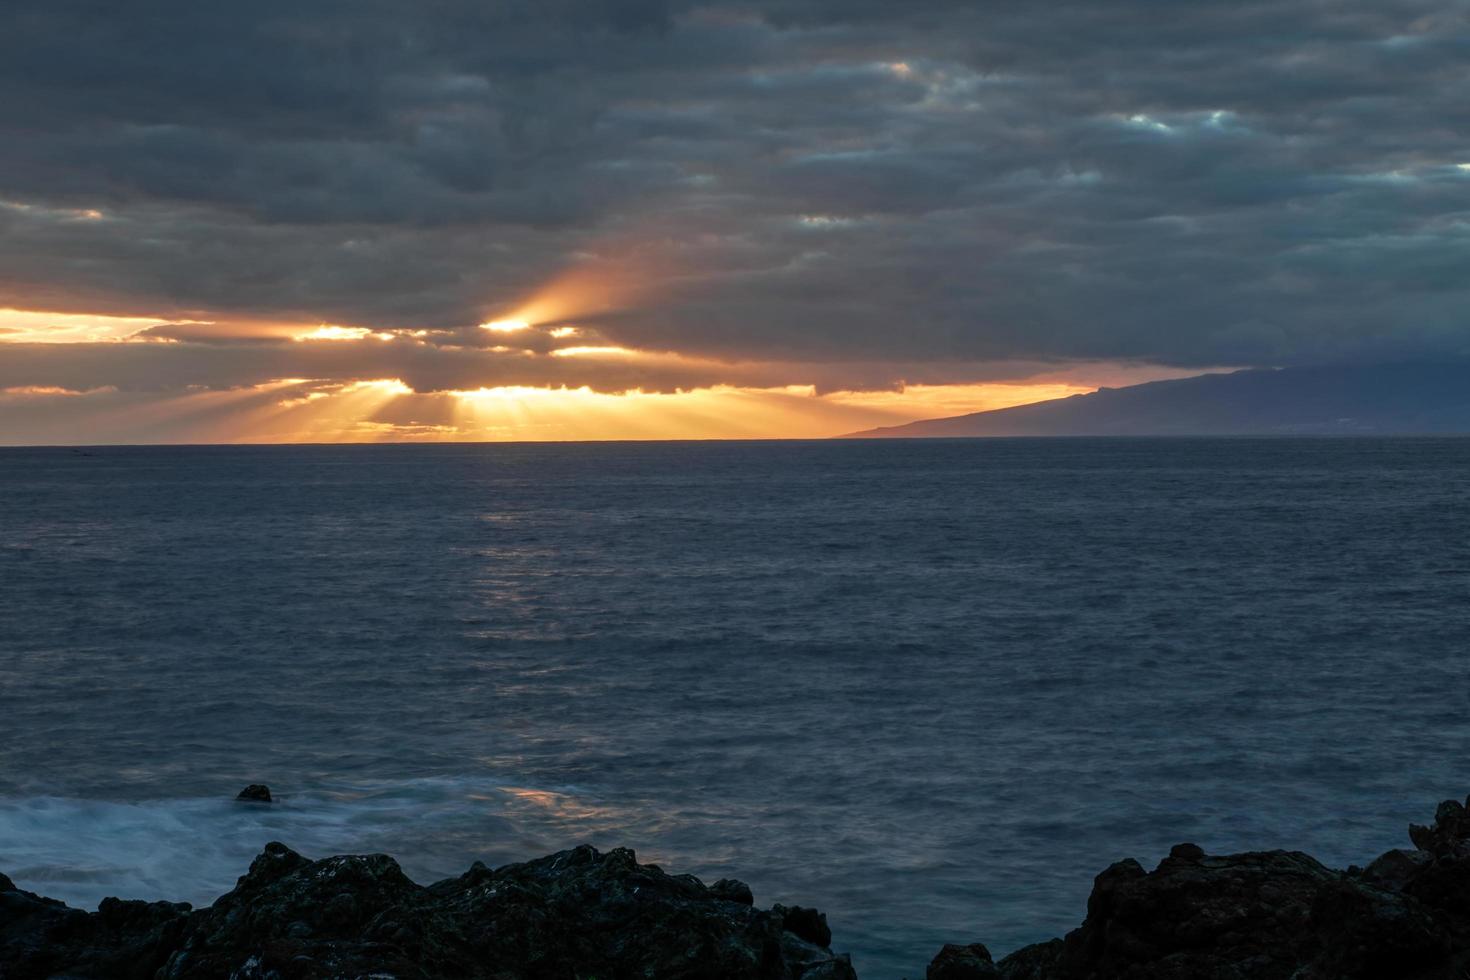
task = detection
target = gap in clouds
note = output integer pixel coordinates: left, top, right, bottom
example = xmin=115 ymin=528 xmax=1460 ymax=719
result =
xmin=0 ymin=377 xmax=1127 ymax=444
xmin=3 ymin=1 xmax=1459 ymax=441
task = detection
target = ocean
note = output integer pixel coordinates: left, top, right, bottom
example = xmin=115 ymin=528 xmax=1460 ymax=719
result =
xmin=2 ymin=438 xmax=1469 ymax=977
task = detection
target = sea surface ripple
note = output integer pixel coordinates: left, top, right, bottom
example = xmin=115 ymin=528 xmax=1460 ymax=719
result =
xmin=3 ymin=439 xmax=1469 ymax=977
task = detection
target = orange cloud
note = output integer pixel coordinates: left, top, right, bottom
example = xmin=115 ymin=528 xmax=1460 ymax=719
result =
xmin=0 ymin=308 xmax=173 ymax=344
xmin=0 ymin=377 xmax=1109 ymax=444
xmin=478 ymin=246 xmax=662 ymax=333
xmin=0 ymin=286 xmax=1206 ymax=443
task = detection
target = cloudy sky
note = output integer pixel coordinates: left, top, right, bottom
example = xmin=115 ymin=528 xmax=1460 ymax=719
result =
xmin=2 ymin=0 xmax=1466 ymax=442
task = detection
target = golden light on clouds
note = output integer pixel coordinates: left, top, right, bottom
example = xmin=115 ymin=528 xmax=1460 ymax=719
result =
xmin=2 ymin=385 xmax=113 ymax=397
xmin=346 ymin=379 xmax=414 ymax=396
xmin=0 ymin=287 xmax=1193 ymax=444
xmin=825 ymin=382 xmax=1092 ymax=416
xmin=479 ymin=319 xmax=531 ymax=334
xmin=293 ymin=380 xmax=1094 ymax=442
xmin=548 ymin=345 xmax=637 ymax=358
xmin=0 ymin=308 xmax=400 ymax=346
xmin=475 ymin=241 xmax=663 ymax=339
xmin=0 ymin=199 xmax=106 ymax=222
xmin=0 ymin=375 xmax=1107 ymax=445
xmin=0 ymin=308 xmax=171 ymax=344
xmin=294 ymin=325 xmax=395 ymax=342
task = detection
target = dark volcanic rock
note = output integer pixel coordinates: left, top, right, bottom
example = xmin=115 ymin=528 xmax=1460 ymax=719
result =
xmin=713 ymin=877 xmax=757 ymax=906
xmin=0 ymin=883 xmax=190 ymax=980
xmin=993 ymin=939 xmax=1062 ymax=979
xmin=1058 ymin=848 xmax=1336 ymax=978
xmin=775 ymin=903 xmax=832 ymax=948
xmin=0 ymin=842 xmax=854 ymax=979
xmin=1409 ymin=797 xmax=1470 ymax=856
xmin=927 ymin=941 xmax=998 ymax=979
xmin=1362 ymin=847 xmax=1431 ymax=891
xmin=960 ymin=796 xmax=1470 ymax=980
xmin=235 ymin=784 xmax=272 ymax=803
xmin=14 ymin=795 xmax=1470 ymax=979
xmin=1305 ymin=876 xmax=1449 ymax=978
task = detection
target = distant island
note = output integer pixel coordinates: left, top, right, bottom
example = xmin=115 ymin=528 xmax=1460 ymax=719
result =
xmin=843 ymin=362 xmax=1470 ymax=438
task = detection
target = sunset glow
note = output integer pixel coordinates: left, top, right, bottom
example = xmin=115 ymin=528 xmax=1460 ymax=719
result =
xmin=0 ymin=144 xmax=1211 ymax=444
xmin=480 ymin=319 xmax=531 ymax=334
xmin=0 ymin=292 xmax=1197 ymax=443
xmin=295 ymin=325 xmax=395 ymax=342
xmin=0 ymin=308 xmax=175 ymax=344
xmin=0 ymin=364 xmax=1112 ymax=444
xmin=3 ymin=0 xmax=1461 ymax=449
xmin=6 ymin=7 xmax=1469 ymax=978
xmin=548 ymin=346 xmax=636 ymax=358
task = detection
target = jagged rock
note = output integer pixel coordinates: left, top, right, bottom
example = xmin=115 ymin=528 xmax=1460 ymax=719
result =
xmin=0 ymin=882 xmax=190 ymax=980
xmin=1408 ymin=797 xmax=1470 ymax=856
xmin=235 ymin=784 xmax=272 ymax=803
xmin=775 ymin=903 xmax=832 ymax=948
xmin=16 ymin=795 xmax=1470 ymax=979
xmin=1304 ymin=876 xmax=1449 ymax=979
xmin=1056 ymin=848 xmax=1403 ymax=978
xmin=927 ymin=941 xmax=998 ymax=979
xmin=1 ymin=842 xmax=853 ymax=979
xmin=781 ymin=931 xmax=853 ymax=979
xmin=712 ymin=878 xmax=756 ymax=906
xmin=936 ymin=797 xmax=1470 ymax=980
xmin=1403 ymin=856 xmax=1470 ymax=942
xmin=994 ymin=939 xmax=1063 ymax=979
xmin=1167 ymin=842 xmax=1205 ymax=862
xmin=1437 ymin=799 xmax=1468 ymax=831
xmin=1363 ymin=848 xmax=1431 ymax=891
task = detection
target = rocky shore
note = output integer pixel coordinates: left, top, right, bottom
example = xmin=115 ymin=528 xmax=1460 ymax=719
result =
xmin=5 ymin=792 xmax=1470 ymax=978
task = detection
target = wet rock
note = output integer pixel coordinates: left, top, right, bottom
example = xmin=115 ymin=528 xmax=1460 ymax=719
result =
xmin=235 ymin=784 xmax=272 ymax=803
xmin=18 ymin=794 xmax=1470 ymax=979
xmin=0 ymin=877 xmax=190 ymax=980
xmin=1167 ymin=842 xmax=1205 ymax=862
xmin=775 ymin=903 xmax=832 ymax=948
xmin=1402 ymin=855 xmax=1470 ymax=943
xmin=927 ymin=941 xmax=998 ymax=979
xmin=1363 ymin=847 xmax=1432 ymax=891
xmin=933 ymin=797 xmax=1470 ymax=980
xmin=712 ymin=877 xmax=756 ymax=905
xmin=1408 ymin=797 xmax=1470 ymax=856
xmin=1437 ymin=799 xmax=1468 ymax=831
xmin=1065 ymin=848 xmax=1345 ymax=978
xmin=1305 ymin=876 xmax=1449 ymax=979
xmin=3 ymin=842 xmax=853 ymax=979
xmin=781 ymin=930 xmax=855 ymax=979
xmin=800 ymin=956 xmax=858 ymax=980
xmin=993 ymin=939 xmax=1063 ymax=980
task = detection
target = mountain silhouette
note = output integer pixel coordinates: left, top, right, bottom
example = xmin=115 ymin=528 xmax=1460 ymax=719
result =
xmin=843 ymin=362 xmax=1470 ymax=438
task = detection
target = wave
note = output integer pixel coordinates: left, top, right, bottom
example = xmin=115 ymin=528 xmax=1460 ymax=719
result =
xmin=0 ymin=777 xmax=599 ymax=911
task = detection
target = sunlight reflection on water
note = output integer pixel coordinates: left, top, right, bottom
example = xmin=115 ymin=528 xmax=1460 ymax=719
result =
xmin=3 ymin=439 xmax=1470 ymax=977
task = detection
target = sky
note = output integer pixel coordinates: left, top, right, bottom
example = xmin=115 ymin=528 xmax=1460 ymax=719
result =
xmin=1 ymin=0 xmax=1466 ymax=442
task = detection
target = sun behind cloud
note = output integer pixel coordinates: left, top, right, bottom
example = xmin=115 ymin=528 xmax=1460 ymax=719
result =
xmin=0 ymin=289 xmax=1202 ymax=444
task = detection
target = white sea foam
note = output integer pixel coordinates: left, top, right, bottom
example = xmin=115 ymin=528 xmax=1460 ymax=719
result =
xmin=0 ymin=778 xmax=559 ymax=910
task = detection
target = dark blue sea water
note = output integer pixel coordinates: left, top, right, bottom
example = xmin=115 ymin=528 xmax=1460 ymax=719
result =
xmin=3 ymin=439 xmax=1470 ymax=977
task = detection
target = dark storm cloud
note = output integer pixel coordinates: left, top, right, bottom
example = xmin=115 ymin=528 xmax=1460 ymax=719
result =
xmin=0 ymin=338 xmax=1087 ymax=396
xmin=1 ymin=0 xmax=1467 ymax=389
